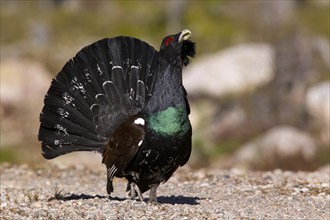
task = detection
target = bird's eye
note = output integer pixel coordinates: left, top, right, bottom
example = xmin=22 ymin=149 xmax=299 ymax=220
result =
xmin=165 ymin=37 xmax=174 ymax=47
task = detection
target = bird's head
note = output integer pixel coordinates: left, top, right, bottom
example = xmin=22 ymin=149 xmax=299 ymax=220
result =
xmin=160 ymin=29 xmax=196 ymax=66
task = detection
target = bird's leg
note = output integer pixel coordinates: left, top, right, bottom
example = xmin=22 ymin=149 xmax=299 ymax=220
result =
xmin=129 ymin=182 xmax=136 ymax=198
xmin=129 ymin=182 xmax=144 ymax=202
xmin=107 ymin=180 xmax=113 ymax=195
xmin=148 ymin=183 xmax=159 ymax=203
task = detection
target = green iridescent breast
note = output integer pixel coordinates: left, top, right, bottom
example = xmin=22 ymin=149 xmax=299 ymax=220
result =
xmin=147 ymin=106 xmax=190 ymax=136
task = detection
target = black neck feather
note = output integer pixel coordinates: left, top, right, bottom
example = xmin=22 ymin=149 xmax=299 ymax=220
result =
xmin=143 ymin=64 xmax=185 ymax=115
xmin=182 ymin=40 xmax=196 ymax=66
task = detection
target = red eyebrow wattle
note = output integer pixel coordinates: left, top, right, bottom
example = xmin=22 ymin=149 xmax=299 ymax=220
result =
xmin=165 ymin=37 xmax=174 ymax=46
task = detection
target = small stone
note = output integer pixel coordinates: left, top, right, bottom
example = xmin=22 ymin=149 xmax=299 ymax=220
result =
xmin=31 ymin=202 xmax=42 ymax=208
xmin=300 ymin=188 xmax=309 ymax=193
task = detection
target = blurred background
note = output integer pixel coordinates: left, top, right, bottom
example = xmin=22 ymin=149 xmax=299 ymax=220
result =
xmin=1 ymin=0 xmax=329 ymax=171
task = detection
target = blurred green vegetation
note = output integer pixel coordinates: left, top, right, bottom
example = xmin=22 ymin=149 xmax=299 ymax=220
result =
xmin=1 ymin=1 xmax=329 ymax=73
xmin=0 ymin=148 xmax=18 ymax=163
xmin=296 ymin=3 xmax=330 ymax=37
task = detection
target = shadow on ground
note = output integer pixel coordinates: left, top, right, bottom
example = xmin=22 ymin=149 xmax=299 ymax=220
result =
xmin=48 ymin=193 xmax=110 ymax=202
xmin=48 ymin=193 xmax=201 ymax=205
xmin=157 ymin=196 xmax=201 ymax=205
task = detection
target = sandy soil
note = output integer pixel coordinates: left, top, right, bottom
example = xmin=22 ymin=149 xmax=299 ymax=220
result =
xmin=0 ymin=163 xmax=329 ymax=219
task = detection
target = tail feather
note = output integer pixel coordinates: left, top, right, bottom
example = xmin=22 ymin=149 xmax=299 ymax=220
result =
xmin=47 ymin=77 xmax=94 ymax=121
xmin=103 ymin=81 xmax=121 ymax=106
xmin=111 ymin=67 xmax=127 ymax=97
xmin=77 ymin=44 xmax=111 ymax=83
xmin=128 ymin=67 xmax=139 ymax=101
xmin=39 ymin=36 xmax=159 ymax=159
xmin=39 ymin=127 xmax=103 ymax=159
xmin=43 ymin=93 xmax=94 ymax=130
xmin=40 ymin=108 xmax=98 ymax=141
xmin=107 ymin=38 xmax=124 ymax=67
xmin=144 ymin=55 xmax=159 ymax=98
xmin=136 ymin=80 xmax=146 ymax=108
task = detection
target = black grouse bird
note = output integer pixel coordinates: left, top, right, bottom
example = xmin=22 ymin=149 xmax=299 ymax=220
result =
xmin=38 ymin=29 xmax=196 ymax=203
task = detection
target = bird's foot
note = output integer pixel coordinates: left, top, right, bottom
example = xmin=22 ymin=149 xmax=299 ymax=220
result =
xmin=129 ymin=182 xmax=144 ymax=202
xmin=148 ymin=183 xmax=159 ymax=203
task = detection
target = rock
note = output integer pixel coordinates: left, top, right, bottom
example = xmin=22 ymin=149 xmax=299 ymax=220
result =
xmin=233 ymin=126 xmax=317 ymax=170
xmin=313 ymin=37 xmax=330 ymax=70
xmin=317 ymin=164 xmax=330 ymax=174
xmin=305 ymin=81 xmax=330 ymax=145
xmin=184 ymin=43 xmax=275 ymax=98
xmin=270 ymin=33 xmax=318 ymax=125
xmin=207 ymin=103 xmax=247 ymax=140
xmin=0 ymin=59 xmax=51 ymax=148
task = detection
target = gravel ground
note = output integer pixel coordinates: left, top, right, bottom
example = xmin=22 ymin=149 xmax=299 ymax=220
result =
xmin=0 ymin=162 xmax=329 ymax=219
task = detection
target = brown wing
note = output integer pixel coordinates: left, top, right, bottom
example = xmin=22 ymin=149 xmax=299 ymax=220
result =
xmin=102 ymin=117 xmax=145 ymax=194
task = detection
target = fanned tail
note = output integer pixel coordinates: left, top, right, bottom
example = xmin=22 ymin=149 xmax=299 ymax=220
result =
xmin=39 ymin=37 xmax=159 ymax=159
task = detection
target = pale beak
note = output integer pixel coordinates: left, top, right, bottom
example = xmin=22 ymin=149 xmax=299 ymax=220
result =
xmin=179 ymin=29 xmax=192 ymax=42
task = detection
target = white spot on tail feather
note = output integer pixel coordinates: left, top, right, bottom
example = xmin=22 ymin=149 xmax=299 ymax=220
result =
xmin=55 ymin=124 xmax=69 ymax=136
xmin=84 ymin=69 xmax=92 ymax=82
xmin=95 ymin=94 xmax=103 ymax=99
xmin=138 ymin=140 xmax=143 ymax=146
xmin=62 ymin=92 xmax=74 ymax=105
xmin=102 ymin=81 xmax=112 ymax=87
xmin=131 ymin=65 xmax=139 ymax=69
xmin=71 ymin=77 xmax=86 ymax=96
xmin=129 ymin=88 xmax=135 ymax=100
xmin=112 ymin=66 xmax=123 ymax=70
xmin=96 ymin=64 xmax=103 ymax=75
xmin=58 ymin=108 xmax=69 ymax=118
xmin=134 ymin=118 xmax=145 ymax=126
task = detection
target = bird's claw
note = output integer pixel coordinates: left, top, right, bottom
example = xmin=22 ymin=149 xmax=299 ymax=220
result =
xmin=129 ymin=182 xmax=144 ymax=202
